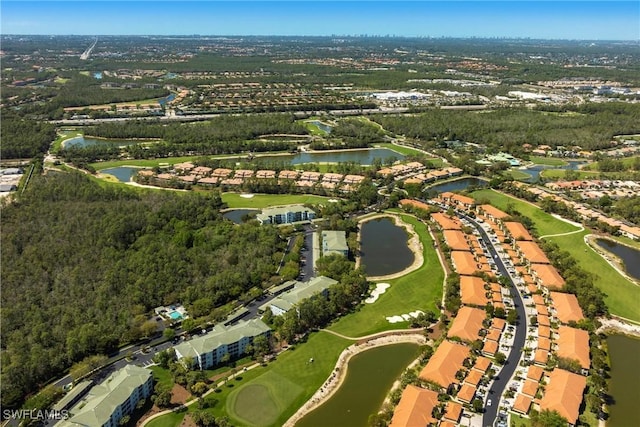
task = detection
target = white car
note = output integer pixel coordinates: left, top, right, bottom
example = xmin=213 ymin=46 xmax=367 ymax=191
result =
xmin=487 ymin=399 xmax=492 ymax=406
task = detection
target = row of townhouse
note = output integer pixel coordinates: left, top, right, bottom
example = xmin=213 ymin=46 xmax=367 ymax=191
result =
xmin=472 ymin=202 xmax=591 ymax=426
xmin=138 ymin=166 xmax=366 ymax=193
xmin=403 ymin=167 xmax=464 ymax=185
xmin=512 ymin=182 xmax=640 ymax=240
xmin=377 ymin=161 xmax=428 ymax=178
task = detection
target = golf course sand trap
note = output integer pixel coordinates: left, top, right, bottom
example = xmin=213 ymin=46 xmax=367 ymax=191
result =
xmin=240 ymin=194 xmax=255 ymax=198
xmin=365 ymin=283 xmax=390 ymax=304
xmin=386 ymin=310 xmax=424 ymax=323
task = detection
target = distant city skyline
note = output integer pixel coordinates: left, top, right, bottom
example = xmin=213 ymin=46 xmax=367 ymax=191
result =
xmin=1 ymin=1 xmax=639 ymax=40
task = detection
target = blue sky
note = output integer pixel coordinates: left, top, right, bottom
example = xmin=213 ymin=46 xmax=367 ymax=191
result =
xmin=1 ymin=1 xmax=639 ymax=40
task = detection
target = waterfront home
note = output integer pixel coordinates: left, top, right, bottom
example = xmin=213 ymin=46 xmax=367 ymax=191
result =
xmin=259 ymin=276 xmax=338 ymax=316
xmin=549 ymin=292 xmax=584 ymax=324
xmin=389 ymin=385 xmax=439 ymax=427
xmin=537 ymin=369 xmax=587 ymax=426
xmin=419 ymin=340 xmax=470 ymax=390
xmin=256 ymin=205 xmax=316 ymax=225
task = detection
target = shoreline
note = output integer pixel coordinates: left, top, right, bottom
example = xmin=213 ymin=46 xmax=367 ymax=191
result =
xmin=585 ymin=234 xmax=639 ymax=286
xmin=355 ymin=213 xmax=424 ymax=281
xmin=282 ymin=333 xmax=426 ymax=427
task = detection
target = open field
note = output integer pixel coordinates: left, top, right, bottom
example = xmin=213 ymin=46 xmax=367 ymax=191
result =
xmin=150 ymin=366 xmax=174 ymax=391
xmin=472 ymin=189 xmax=640 ymax=322
xmin=529 ymin=156 xmax=568 ymax=166
xmin=505 ymin=169 xmax=533 ymax=181
xmin=471 ymin=189 xmax=579 ymax=236
xmin=548 ymin=230 xmax=640 ymax=322
xmin=225 ymin=331 xmax=350 ymax=427
xmin=583 ymin=154 xmax=640 ymax=171
xmin=328 ymin=214 xmax=444 ymax=337
xmin=540 ymin=169 xmax=603 ymax=179
xmin=221 ymin=193 xmax=333 ymax=209
xmin=373 ymin=142 xmax=426 ymax=156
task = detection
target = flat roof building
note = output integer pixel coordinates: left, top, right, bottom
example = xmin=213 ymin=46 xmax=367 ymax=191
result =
xmin=256 ymin=205 xmax=316 ymax=225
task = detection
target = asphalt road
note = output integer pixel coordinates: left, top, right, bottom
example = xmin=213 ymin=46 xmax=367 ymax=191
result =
xmin=459 ymin=213 xmax=527 ymax=427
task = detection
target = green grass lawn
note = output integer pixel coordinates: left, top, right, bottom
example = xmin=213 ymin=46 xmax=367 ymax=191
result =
xmin=224 ymin=331 xmax=350 ymax=427
xmin=300 ymin=119 xmax=329 ymax=136
xmin=150 ymin=366 xmax=174 ymax=390
xmin=472 ymin=189 xmax=640 ymax=322
xmin=372 ymin=142 xmax=424 ymax=156
xmin=547 ymin=230 xmax=640 ymax=323
xmin=509 ymin=412 xmax=532 ymax=426
xmin=472 ymin=189 xmax=579 ymax=236
xmin=529 ymin=156 xmax=568 ymax=166
xmin=505 ymin=169 xmax=534 ymax=181
xmin=540 ymin=169 xmax=603 ymax=180
xmin=145 ymin=411 xmax=186 ymax=427
xmin=328 ymin=214 xmax=444 ymax=337
xmin=221 ymin=193 xmax=333 ymax=209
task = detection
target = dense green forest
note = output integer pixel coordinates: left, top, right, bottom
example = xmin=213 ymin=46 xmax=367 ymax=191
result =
xmin=0 ymin=172 xmax=287 ymax=409
xmin=371 ymin=103 xmax=640 ymax=153
xmin=1 ymin=116 xmax=57 ymax=159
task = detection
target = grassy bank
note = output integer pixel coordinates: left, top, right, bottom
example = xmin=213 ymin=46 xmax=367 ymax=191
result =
xmin=221 ymin=193 xmax=332 ymax=209
xmin=328 ymin=214 xmax=444 ymax=337
xmin=471 ymin=189 xmax=640 ymax=322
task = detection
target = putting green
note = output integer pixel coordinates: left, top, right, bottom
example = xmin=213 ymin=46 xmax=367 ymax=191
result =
xmin=227 ymin=371 xmax=303 ymax=426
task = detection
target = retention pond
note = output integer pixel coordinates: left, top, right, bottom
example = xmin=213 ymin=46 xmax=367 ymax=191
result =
xmin=295 ymin=343 xmax=420 ymax=427
xmin=606 ymin=334 xmax=640 ymax=427
xmin=359 ymin=217 xmax=414 ymax=277
xmin=596 ymin=239 xmax=640 ymax=280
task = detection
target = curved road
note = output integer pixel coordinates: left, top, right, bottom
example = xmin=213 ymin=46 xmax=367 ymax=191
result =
xmin=459 ymin=212 xmax=527 ymax=427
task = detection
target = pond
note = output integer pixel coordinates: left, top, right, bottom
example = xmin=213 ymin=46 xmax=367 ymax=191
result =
xmin=222 ymin=209 xmax=260 ymax=224
xmin=307 ymin=120 xmax=333 ymax=134
xmin=359 ymin=217 xmax=414 ymax=277
xmin=426 ymin=177 xmax=488 ymax=193
xmin=99 ymin=166 xmax=141 ymax=182
xmin=295 ymin=343 xmax=420 ymax=427
xmin=596 ymin=239 xmax=640 ymax=280
xmin=606 ymin=334 xmax=640 ymax=427
xmin=520 ymin=160 xmax=589 ymax=183
xmin=255 ymin=148 xmax=403 ymax=166
xmin=63 ymin=136 xmax=148 ymax=149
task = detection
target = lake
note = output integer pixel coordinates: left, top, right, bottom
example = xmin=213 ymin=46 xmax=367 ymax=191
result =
xmin=63 ymin=136 xmax=148 ymax=149
xmin=360 ymin=217 xmax=414 ymax=276
xmin=222 ymin=209 xmax=260 ymax=224
xmin=257 ymin=148 xmax=403 ymax=166
xmin=596 ymin=239 xmax=640 ymax=280
xmin=100 ymin=166 xmax=140 ymax=182
xmin=520 ymin=160 xmax=589 ymax=182
xmin=606 ymin=334 xmax=640 ymax=427
xmin=295 ymin=343 xmax=420 ymax=427
xmin=426 ymin=177 xmax=488 ymax=193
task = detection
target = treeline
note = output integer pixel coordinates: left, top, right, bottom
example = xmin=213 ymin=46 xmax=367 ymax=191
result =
xmin=370 ymin=104 xmax=640 ymax=154
xmin=309 ymin=118 xmax=385 ymax=150
xmin=0 ymin=172 xmax=286 ymax=409
xmin=0 ymin=116 xmax=56 ymax=159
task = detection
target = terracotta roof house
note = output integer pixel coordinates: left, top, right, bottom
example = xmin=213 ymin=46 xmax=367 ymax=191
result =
xmin=441 ymin=192 xmax=475 ymax=208
xmin=522 ymin=379 xmax=539 ymax=397
xmin=557 ymin=326 xmax=590 ymax=370
xmin=538 ymin=369 xmax=587 ymax=426
xmin=504 ymin=221 xmax=534 ymax=241
xmin=516 ymin=241 xmax=550 ymax=264
xmin=526 ymin=365 xmax=544 ymax=382
xmin=430 ymin=212 xmax=462 ymax=230
xmin=485 ymin=328 xmax=501 ymax=342
xmin=400 ymin=199 xmax=431 ymax=212
xmin=482 ymin=340 xmax=498 ymax=356
xmin=550 ymin=292 xmax=584 ymax=324
xmin=531 ymin=264 xmax=566 ymax=289
xmin=343 ymin=174 xmax=365 ymax=185
xmin=478 ymin=204 xmax=509 ymax=221
xmin=300 ymin=171 xmax=321 ymax=181
xmin=537 ymin=305 xmax=549 ymax=316
xmin=464 ymin=369 xmax=483 ymax=387
xmin=534 ymin=349 xmax=549 ymax=366
xmin=234 ymin=169 xmax=254 ymax=179
xmin=491 ymin=318 xmax=506 ymax=332
xmin=538 ymin=337 xmax=552 ymax=352
xmin=451 ymin=251 xmax=478 ymax=276
xmin=443 ymin=402 xmax=463 ymax=424
xmin=419 ymin=340 xmax=470 ymax=389
xmin=256 ymin=170 xmax=276 ymax=179
xmin=460 ymin=276 xmax=489 ymax=307
xmin=197 ymin=177 xmax=219 ymax=186
xmin=389 ymin=385 xmax=439 ymax=427
xmin=538 ymin=326 xmax=551 ymax=339
xmin=447 ymin=307 xmax=486 ymax=343
xmin=444 ymin=230 xmax=471 ymax=251
xmin=278 ymin=170 xmax=299 ymax=180
xmin=512 ymin=394 xmax=533 ymax=415
xmin=457 ymin=384 xmax=476 ymax=404
xmin=473 ymin=356 xmax=492 ymax=373
xmin=537 ymin=315 xmax=551 ymax=327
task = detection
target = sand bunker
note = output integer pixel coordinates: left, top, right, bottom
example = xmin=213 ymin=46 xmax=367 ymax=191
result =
xmin=365 ymin=283 xmax=390 ymax=304
xmin=240 ymin=194 xmax=255 ymax=198
xmin=386 ymin=310 xmax=424 ymax=323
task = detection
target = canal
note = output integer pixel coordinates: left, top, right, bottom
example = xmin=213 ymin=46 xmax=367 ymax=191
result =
xmin=607 ymin=334 xmax=640 ymax=427
xmin=359 ymin=217 xmax=414 ymax=276
xmin=295 ymin=343 xmax=420 ymax=427
xmin=596 ymin=239 xmax=640 ymax=280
